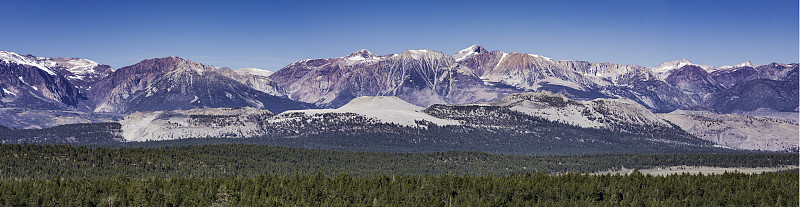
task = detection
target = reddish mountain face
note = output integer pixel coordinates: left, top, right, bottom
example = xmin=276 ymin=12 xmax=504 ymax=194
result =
xmin=90 ymin=57 xmax=312 ymax=113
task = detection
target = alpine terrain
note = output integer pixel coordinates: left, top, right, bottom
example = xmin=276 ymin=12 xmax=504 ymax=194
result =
xmin=0 ymin=46 xmax=796 ymax=153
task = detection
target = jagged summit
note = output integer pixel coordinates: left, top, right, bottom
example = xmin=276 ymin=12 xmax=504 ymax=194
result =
xmin=651 ymin=59 xmax=694 ymax=73
xmin=738 ymin=61 xmax=755 ymax=67
xmin=719 ymin=61 xmax=756 ymax=69
xmin=0 ymin=51 xmax=58 ymax=76
xmin=347 ymin=49 xmax=374 ymax=57
xmin=343 ymin=49 xmax=380 ymax=62
xmin=141 ymin=56 xmax=189 ymax=64
xmin=120 ymin=56 xmax=220 ymax=75
xmin=454 ymin=44 xmax=488 ymax=61
xmin=650 ymin=59 xmax=716 ymax=79
xmin=91 ymin=56 xmax=311 ymax=114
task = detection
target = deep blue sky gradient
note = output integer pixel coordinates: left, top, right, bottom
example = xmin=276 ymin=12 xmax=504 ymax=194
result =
xmin=1 ymin=0 xmax=797 ymax=70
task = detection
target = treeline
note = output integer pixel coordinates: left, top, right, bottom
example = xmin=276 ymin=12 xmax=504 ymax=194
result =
xmin=0 ymin=172 xmax=796 ymax=206
xmin=0 ymin=144 xmax=795 ymax=179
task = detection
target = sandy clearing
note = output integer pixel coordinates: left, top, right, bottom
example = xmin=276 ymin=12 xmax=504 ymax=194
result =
xmin=593 ymin=165 xmax=798 ymax=176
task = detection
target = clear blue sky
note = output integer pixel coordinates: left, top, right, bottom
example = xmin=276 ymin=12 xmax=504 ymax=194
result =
xmin=1 ymin=0 xmax=797 ymax=70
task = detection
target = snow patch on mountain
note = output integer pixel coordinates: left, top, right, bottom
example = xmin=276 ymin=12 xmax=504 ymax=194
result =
xmin=51 ymin=57 xmax=103 ymax=80
xmin=341 ymin=49 xmax=383 ymax=64
xmin=0 ymin=51 xmax=57 ymax=76
xmin=495 ymin=53 xmax=508 ymax=69
xmin=235 ymin=67 xmax=274 ymax=77
xmin=528 ymin=54 xmax=553 ymax=61
xmin=454 ymin=45 xmax=487 ymax=61
xmin=719 ymin=61 xmax=756 ymax=70
xmin=2 ymin=88 xmax=16 ymax=96
xmin=650 ymin=59 xmax=714 ymax=79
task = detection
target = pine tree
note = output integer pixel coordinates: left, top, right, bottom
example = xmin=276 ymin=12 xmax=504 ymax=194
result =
xmin=213 ymin=184 xmax=230 ymax=207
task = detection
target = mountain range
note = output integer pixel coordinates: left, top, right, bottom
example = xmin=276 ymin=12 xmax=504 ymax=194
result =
xmin=2 ymin=45 xmax=796 ymax=119
xmin=0 ymin=46 xmax=797 ymax=152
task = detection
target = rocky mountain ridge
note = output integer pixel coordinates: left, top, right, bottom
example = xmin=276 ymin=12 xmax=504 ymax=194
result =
xmin=269 ymin=45 xmax=798 ymax=113
xmin=1 ymin=47 xmax=797 ymax=129
xmin=90 ymin=57 xmax=309 ymax=114
xmin=0 ymin=52 xmax=312 ymax=128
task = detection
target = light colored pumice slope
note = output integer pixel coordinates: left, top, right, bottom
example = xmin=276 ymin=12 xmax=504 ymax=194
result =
xmin=120 ymin=107 xmax=271 ymax=141
xmin=659 ymin=110 xmax=799 ymax=152
xmin=739 ymin=108 xmax=799 ymax=123
xmin=120 ymin=96 xmax=458 ymax=141
xmin=281 ymin=96 xmax=460 ymax=127
xmin=480 ymin=91 xmax=670 ymax=130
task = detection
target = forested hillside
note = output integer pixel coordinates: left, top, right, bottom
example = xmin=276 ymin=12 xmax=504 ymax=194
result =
xmin=0 ymin=144 xmax=794 ymax=179
xmin=1 ymin=172 xmax=796 ymax=206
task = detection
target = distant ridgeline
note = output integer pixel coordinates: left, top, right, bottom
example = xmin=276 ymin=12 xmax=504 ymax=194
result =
xmin=0 ymin=47 xmax=797 ymax=153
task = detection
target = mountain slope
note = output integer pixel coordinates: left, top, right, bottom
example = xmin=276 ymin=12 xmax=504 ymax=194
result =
xmin=454 ymin=46 xmax=697 ymax=112
xmin=120 ymin=107 xmax=271 ymax=141
xmin=270 ymin=49 xmax=517 ymax=108
xmin=92 ymin=57 xmax=312 ymax=113
xmin=710 ymin=63 xmax=797 ymax=87
xmin=705 ymin=78 xmax=798 ymax=113
xmin=660 ymin=110 xmax=798 ymax=152
xmin=482 ymin=91 xmax=670 ymax=130
xmin=268 ymin=45 xmax=796 ymax=113
xmin=664 ymin=65 xmax=724 ymax=103
xmin=0 ymin=51 xmax=85 ymax=110
xmin=114 ymin=92 xmax=721 ymax=154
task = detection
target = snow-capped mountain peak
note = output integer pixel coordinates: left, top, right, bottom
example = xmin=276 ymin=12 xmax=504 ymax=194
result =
xmin=454 ymin=44 xmax=488 ymax=61
xmin=651 ymin=59 xmax=694 ymax=73
xmin=50 ymin=57 xmax=103 ymax=80
xmin=527 ymin=53 xmax=553 ymax=61
xmin=0 ymin=51 xmax=58 ymax=76
xmin=650 ymin=59 xmax=717 ymax=79
xmin=719 ymin=61 xmax=755 ymax=69
xmin=344 ymin=49 xmax=378 ymax=61
xmin=737 ymin=61 xmax=755 ymax=68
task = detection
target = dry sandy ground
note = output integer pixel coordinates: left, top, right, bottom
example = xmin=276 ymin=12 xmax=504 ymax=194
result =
xmin=593 ymin=165 xmax=798 ymax=176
